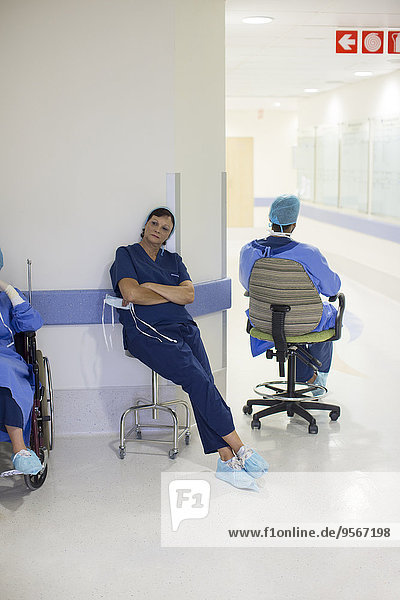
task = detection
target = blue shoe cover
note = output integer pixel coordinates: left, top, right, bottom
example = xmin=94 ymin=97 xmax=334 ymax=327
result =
xmin=312 ymin=372 xmax=328 ymax=397
xmin=238 ymin=446 xmax=269 ymax=479
xmin=12 ymin=449 xmax=42 ymax=475
xmin=216 ymin=457 xmax=259 ymax=491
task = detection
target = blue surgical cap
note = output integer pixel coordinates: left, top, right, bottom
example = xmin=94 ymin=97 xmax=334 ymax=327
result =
xmin=269 ymin=194 xmax=300 ymax=226
xmin=0 ymin=248 xmax=3 ymax=271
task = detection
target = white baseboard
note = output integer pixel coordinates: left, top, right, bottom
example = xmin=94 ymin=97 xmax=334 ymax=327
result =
xmin=54 ymin=368 xmax=227 ymax=435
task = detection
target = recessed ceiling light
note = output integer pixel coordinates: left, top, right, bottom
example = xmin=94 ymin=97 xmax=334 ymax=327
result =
xmin=354 ymin=71 xmax=373 ymax=77
xmin=274 ymin=102 xmax=281 ymax=107
xmin=242 ymin=16 xmax=273 ymax=25
xmin=304 ymin=88 xmax=319 ymax=93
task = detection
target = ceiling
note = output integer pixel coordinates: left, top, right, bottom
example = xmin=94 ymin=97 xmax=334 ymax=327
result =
xmin=226 ymin=0 xmax=400 ymax=109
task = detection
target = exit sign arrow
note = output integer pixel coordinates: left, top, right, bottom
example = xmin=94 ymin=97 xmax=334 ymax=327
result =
xmin=339 ymin=34 xmax=356 ymax=50
xmin=336 ymin=30 xmax=358 ymax=53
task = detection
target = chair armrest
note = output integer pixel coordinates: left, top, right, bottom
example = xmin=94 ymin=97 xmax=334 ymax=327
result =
xmin=244 ymin=291 xmax=250 ymax=332
xmin=246 ymin=318 xmax=252 ymax=334
xmin=24 ymin=332 xmax=40 ymax=398
xmin=329 ymin=293 xmax=345 ymax=341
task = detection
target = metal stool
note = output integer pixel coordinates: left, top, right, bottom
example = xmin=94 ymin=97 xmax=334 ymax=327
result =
xmin=119 ymin=365 xmax=191 ymax=460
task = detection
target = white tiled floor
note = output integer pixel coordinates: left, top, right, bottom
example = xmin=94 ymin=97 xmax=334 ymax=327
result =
xmin=1 ymin=212 xmax=400 ymax=599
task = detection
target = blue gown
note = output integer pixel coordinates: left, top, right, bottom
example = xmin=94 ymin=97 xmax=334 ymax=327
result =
xmin=110 ymin=244 xmax=235 ymax=454
xmin=0 ymin=291 xmax=43 ymax=445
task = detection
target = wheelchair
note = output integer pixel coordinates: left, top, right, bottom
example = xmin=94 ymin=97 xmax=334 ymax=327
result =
xmin=1 ymin=331 xmax=54 ymax=490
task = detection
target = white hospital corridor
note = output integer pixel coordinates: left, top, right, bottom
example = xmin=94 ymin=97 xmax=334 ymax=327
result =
xmin=1 ymin=1 xmax=400 ymax=599
xmin=1 ymin=208 xmax=399 ymax=599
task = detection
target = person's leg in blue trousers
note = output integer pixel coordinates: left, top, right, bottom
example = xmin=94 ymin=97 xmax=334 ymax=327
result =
xmin=295 ymin=340 xmax=333 ymax=382
xmin=0 ymin=387 xmax=24 ymax=435
xmin=126 ymin=321 xmax=235 ymax=454
xmin=178 ymin=322 xmax=236 ymax=451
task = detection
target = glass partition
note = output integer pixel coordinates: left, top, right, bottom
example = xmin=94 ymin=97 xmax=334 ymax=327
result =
xmin=372 ymin=117 xmax=400 ymax=219
xmin=296 ymin=117 xmax=400 ymax=221
xmin=315 ymin=125 xmax=339 ymax=207
xmin=296 ymin=128 xmax=315 ymax=202
xmin=339 ymin=121 xmax=369 ymax=213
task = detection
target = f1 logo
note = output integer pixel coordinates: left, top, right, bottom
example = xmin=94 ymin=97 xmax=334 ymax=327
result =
xmin=168 ymin=480 xmax=211 ymax=531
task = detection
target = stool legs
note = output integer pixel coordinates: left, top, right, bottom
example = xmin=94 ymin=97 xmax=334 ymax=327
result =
xmin=119 ymin=371 xmax=191 ymax=459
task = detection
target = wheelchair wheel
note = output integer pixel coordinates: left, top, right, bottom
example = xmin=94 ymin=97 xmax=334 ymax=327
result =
xmin=24 ymin=448 xmax=48 ymax=490
xmin=36 ymin=351 xmax=55 ymax=451
xmin=24 ymin=350 xmax=53 ymax=490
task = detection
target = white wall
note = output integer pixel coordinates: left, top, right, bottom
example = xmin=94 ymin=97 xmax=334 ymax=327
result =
xmin=0 ymin=0 xmax=227 ymax=432
xmin=298 ymin=69 xmax=400 ymax=128
xmin=0 ymin=0 xmax=175 ymax=291
xmin=226 ymin=109 xmax=298 ymax=198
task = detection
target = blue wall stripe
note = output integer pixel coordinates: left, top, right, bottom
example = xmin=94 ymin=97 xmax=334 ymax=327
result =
xmin=26 ymin=278 xmax=232 ymax=326
xmin=254 ymin=197 xmax=400 ymax=244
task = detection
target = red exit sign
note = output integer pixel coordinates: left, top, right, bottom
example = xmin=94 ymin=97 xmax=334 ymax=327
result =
xmin=336 ymin=29 xmax=400 ymax=54
xmin=336 ymin=31 xmax=358 ymax=53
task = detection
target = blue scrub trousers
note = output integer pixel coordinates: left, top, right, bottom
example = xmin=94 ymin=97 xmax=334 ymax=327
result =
xmin=125 ymin=321 xmax=235 ymax=454
xmin=295 ymin=341 xmax=333 ymax=382
xmin=0 ymin=386 xmax=24 ymax=433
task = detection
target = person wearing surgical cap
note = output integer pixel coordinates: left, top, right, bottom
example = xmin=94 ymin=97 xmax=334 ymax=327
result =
xmin=0 ymin=248 xmax=44 ymax=475
xmin=239 ymin=194 xmax=341 ymax=394
xmin=110 ymin=207 xmax=268 ymax=491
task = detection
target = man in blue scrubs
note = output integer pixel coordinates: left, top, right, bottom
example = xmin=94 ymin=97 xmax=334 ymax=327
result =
xmin=110 ymin=207 xmax=268 ymax=490
xmin=239 ymin=195 xmax=341 ymax=391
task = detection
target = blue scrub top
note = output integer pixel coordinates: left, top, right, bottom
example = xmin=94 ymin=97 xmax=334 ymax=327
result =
xmin=0 ymin=291 xmax=43 ymax=443
xmin=110 ymin=243 xmax=193 ymax=340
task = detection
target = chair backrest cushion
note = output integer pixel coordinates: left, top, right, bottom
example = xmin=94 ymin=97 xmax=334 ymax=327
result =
xmin=249 ymin=257 xmax=323 ymax=336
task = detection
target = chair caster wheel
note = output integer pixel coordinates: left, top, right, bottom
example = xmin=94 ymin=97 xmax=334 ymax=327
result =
xmin=169 ymin=450 xmax=178 ymax=459
xmin=329 ymin=410 xmax=340 ymax=421
xmin=185 ymin=433 xmax=191 ymax=445
xmin=119 ymin=447 xmax=126 ymax=459
xmin=136 ymin=430 xmax=142 ymax=439
xmin=308 ymin=423 xmax=318 ymax=434
xmin=251 ymin=419 xmax=261 ymax=430
xmin=287 ymin=410 xmax=294 ymax=417
xmin=243 ymin=405 xmax=253 ymax=415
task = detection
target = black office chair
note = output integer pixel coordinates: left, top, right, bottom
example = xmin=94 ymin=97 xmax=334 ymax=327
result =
xmin=242 ymin=257 xmax=345 ymax=434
